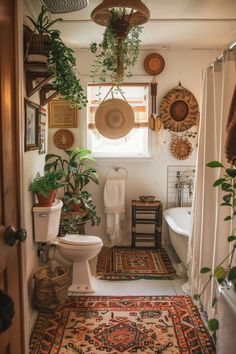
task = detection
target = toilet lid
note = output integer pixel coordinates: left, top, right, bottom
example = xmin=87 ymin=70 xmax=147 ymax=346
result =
xmin=58 ymin=234 xmax=102 ymax=246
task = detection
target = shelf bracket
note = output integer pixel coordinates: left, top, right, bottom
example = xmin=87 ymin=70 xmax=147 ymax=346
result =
xmin=25 ymin=72 xmax=54 ymax=98
xmin=40 ymin=84 xmax=59 ymax=106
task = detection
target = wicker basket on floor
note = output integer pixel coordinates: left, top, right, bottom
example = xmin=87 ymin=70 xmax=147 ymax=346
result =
xmin=32 ymin=265 xmax=69 ymax=313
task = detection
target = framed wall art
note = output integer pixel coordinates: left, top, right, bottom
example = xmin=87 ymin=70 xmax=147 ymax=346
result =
xmin=25 ymin=99 xmax=39 ymax=151
xmin=48 ymin=99 xmax=77 ymax=128
xmin=38 ymin=108 xmax=47 ymax=154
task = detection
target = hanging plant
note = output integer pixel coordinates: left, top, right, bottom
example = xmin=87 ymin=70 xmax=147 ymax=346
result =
xmin=25 ymin=6 xmax=87 ymax=108
xmin=90 ymin=9 xmax=142 ymax=84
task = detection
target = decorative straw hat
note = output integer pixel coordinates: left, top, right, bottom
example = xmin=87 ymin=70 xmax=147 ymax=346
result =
xmin=95 ymin=98 xmax=134 ymax=139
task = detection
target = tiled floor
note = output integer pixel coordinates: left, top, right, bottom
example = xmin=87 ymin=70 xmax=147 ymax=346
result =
xmin=70 ymin=245 xmax=188 ymax=297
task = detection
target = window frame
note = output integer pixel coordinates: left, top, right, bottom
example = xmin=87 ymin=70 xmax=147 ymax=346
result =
xmin=86 ymin=82 xmax=153 ymax=159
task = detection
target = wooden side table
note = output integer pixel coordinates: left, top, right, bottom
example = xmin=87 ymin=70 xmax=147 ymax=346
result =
xmin=131 ymin=200 xmax=162 ymax=249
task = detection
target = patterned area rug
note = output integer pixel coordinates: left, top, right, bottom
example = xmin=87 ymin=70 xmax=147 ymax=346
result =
xmin=96 ymin=247 xmax=177 ymax=280
xmin=30 ymin=296 xmax=215 ymax=354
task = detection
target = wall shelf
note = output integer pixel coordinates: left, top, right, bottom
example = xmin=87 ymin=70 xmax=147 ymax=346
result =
xmin=24 ymin=63 xmax=58 ymax=105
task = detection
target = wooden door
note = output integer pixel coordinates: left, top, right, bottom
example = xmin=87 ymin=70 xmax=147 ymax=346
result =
xmin=0 ymin=0 xmax=25 ymax=353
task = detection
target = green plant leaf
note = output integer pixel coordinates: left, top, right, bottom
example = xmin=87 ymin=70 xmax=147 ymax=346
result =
xmin=226 ymin=168 xmax=236 ymax=178
xmin=213 ymin=178 xmax=225 ymax=187
xmin=228 ymin=267 xmax=236 ymax=281
xmin=221 ymin=182 xmax=232 ymax=191
xmin=214 ymin=266 xmax=225 ymax=280
xmin=207 ymin=161 xmax=224 ymax=168
xmin=228 ymin=235 xmax=236 ymax=242
xmin=224 ymin=215 xmax=232 ymax=221
xmin=220 ymin=202 xmax=232 ymax=207
xmin=201 ymin=267 xmax=211 ymax=273
xmin=208 ymin=318 xmax=219 ymax=332
xmin=45 ymin=154 xmax=60 ymax=161
xmin=212 ymin=297 xmax=218 ymax=308
xmin=223 ymin=194 xmax=231 ymax=203
xmin=193 ymin=294 xmax=200 ymax=301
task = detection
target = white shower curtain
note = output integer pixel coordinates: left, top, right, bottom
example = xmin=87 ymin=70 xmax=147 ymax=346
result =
xmin=189 ymin=48 xmax=236 ymax=317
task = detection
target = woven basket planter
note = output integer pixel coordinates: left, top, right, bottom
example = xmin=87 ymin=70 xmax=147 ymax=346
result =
xmin=32 ymin=265 xmax=70 ymax=313
xmin=24 ymin=26 xmax=51 ymax=59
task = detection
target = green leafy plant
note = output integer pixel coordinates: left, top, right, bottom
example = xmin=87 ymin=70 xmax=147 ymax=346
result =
xmin=90 ymin=9 xmax=142 ymax=84
xmin=28 ymin=171 xmax=63 ymax=197
xmin=194 ymin=161 xmax=236 ymax=334
xmin=26 ymin=6 xmax=87 ymax=108
xmin=44 ymin=147 xmax=100 ymax=227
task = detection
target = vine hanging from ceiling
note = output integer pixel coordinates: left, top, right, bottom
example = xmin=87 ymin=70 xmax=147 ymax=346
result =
xmin=90 ymin=1 xmax=150 ymax=84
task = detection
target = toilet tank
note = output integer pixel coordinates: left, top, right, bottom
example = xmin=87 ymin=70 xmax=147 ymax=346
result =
xmin=33 ymin=199 xmax=63 ymax=242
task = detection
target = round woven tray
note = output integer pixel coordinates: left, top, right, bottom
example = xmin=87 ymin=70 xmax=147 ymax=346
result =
xmin=53 ymin=129 xmax=74 ymax=149
xmin=171 ymin=138 xmax=193 ymax=160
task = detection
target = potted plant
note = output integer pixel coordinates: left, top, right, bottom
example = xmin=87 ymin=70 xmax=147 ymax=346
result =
xmin=90 ymin=8 xmax=142 ymax=84
xmin=28 ymin=170 xmax=63 ymax=206
xmin=44 ymin=147 xmax=101 ymax=232
xmin=194 ymin=161 xmax=236 ymax=344
xmin=25 ymin=6 xmax=87 ymax=108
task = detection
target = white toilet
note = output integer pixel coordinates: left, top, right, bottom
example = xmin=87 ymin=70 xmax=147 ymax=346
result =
xmin=33 ymin=199 xmax=103 ymax=293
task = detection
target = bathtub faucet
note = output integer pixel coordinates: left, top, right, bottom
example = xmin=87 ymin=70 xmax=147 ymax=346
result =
xmin=176 ymin=170 xmax=195 ymax=206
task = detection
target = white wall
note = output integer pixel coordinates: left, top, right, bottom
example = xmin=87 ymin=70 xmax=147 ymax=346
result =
xmin=21 ymin=2 xmax=49 ymax=347
xmin=48 ymin=48 xmax=220 ymax=246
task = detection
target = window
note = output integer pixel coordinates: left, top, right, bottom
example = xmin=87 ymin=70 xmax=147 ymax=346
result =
xmin=87 ymin=84 xmax=150 ymax=158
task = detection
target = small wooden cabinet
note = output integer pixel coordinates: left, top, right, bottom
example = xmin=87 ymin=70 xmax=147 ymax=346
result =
xmin=131 ymin=200 xmax=162 ymax=249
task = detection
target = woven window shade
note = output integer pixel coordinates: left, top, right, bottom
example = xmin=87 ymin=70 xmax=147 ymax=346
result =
xmin=88 ymin=84 xmax=149 ymax=130
xmin=41 ymin=0 xmax=89 ymax=13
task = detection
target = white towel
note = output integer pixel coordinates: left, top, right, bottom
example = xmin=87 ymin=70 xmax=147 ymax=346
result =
xmin=104 ymin=179 xmax=125 ymax=247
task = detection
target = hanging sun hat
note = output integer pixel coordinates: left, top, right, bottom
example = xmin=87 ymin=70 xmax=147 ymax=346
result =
xmin=160 ymin=84 xmax=199 ymax=132
xmin=95 ymin=98 xmax=135 ymax=139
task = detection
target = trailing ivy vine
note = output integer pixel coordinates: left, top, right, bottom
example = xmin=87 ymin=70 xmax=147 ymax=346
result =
xmin=90 ymin=9 xmax=142 ymax=84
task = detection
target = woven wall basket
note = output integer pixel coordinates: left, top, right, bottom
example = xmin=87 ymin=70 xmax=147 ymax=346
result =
xmin=160 ymin=86 xmax=199 ymax=132
xmin=32 ymin=265 xmax=70 ymax=313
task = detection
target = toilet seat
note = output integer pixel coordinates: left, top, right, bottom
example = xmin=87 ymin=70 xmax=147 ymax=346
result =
xmin=58 ymin=234 xmax=102 ymax=246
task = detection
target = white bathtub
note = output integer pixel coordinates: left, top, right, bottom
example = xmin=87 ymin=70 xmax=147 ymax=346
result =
xmin=163 ymin=207 xmax=191 ymax=269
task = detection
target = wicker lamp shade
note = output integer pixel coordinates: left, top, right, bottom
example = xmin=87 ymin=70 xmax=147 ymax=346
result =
xmin=41 ymin=0 xmax=89 ymax=13
xmin=91 ymin=0 xmax=150 ymax=27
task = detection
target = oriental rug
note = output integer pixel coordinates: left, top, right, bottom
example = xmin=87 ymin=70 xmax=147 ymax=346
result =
xmin=29 ymin=296 xmax=215 ymax=354
xmin=96 ymin=247 xmax=177 ymax=280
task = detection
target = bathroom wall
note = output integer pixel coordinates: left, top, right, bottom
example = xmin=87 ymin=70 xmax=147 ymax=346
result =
xmin=20 ymin=2 xmax=49 ymax=346
xmin=167 ymin=165 xmax=195 ymax=208
xmin=48 ymin=48 xmax=220 ymax=246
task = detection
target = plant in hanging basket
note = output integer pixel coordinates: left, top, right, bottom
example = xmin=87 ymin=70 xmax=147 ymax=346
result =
xmin=25 ymin=6 xmax=87 ymax=108
xmin=90 ymin=9 xmax=142 ymax=84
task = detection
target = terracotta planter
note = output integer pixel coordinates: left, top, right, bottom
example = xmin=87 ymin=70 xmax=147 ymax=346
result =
xmin=71 ymin=203 xmax=82 ymax=212
xmin=52 ymin=189 xmax=58 ymax=203
xmin=36 ymin=190 xmax=55 ymax=207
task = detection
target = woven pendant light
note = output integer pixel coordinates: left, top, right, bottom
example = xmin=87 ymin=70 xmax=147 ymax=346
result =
xmin=41 ymin=0 xmax=89 ymax=14
xmin=91 ymin=0 xmax=150 ymax=27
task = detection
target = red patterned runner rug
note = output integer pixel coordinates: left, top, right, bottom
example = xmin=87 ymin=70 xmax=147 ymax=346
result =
xmin=97 ymin=247 xmax=177 ymax=280
xmin=30 ymin=296 xmax=215 ymax=354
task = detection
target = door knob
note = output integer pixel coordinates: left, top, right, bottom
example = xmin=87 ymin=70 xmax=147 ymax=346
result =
xmin=4 ymin=226 xmax=27 ymax=246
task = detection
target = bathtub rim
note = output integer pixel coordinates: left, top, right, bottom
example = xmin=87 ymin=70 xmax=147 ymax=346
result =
xmin=163 ymin=207 xmax=191 ymax=238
